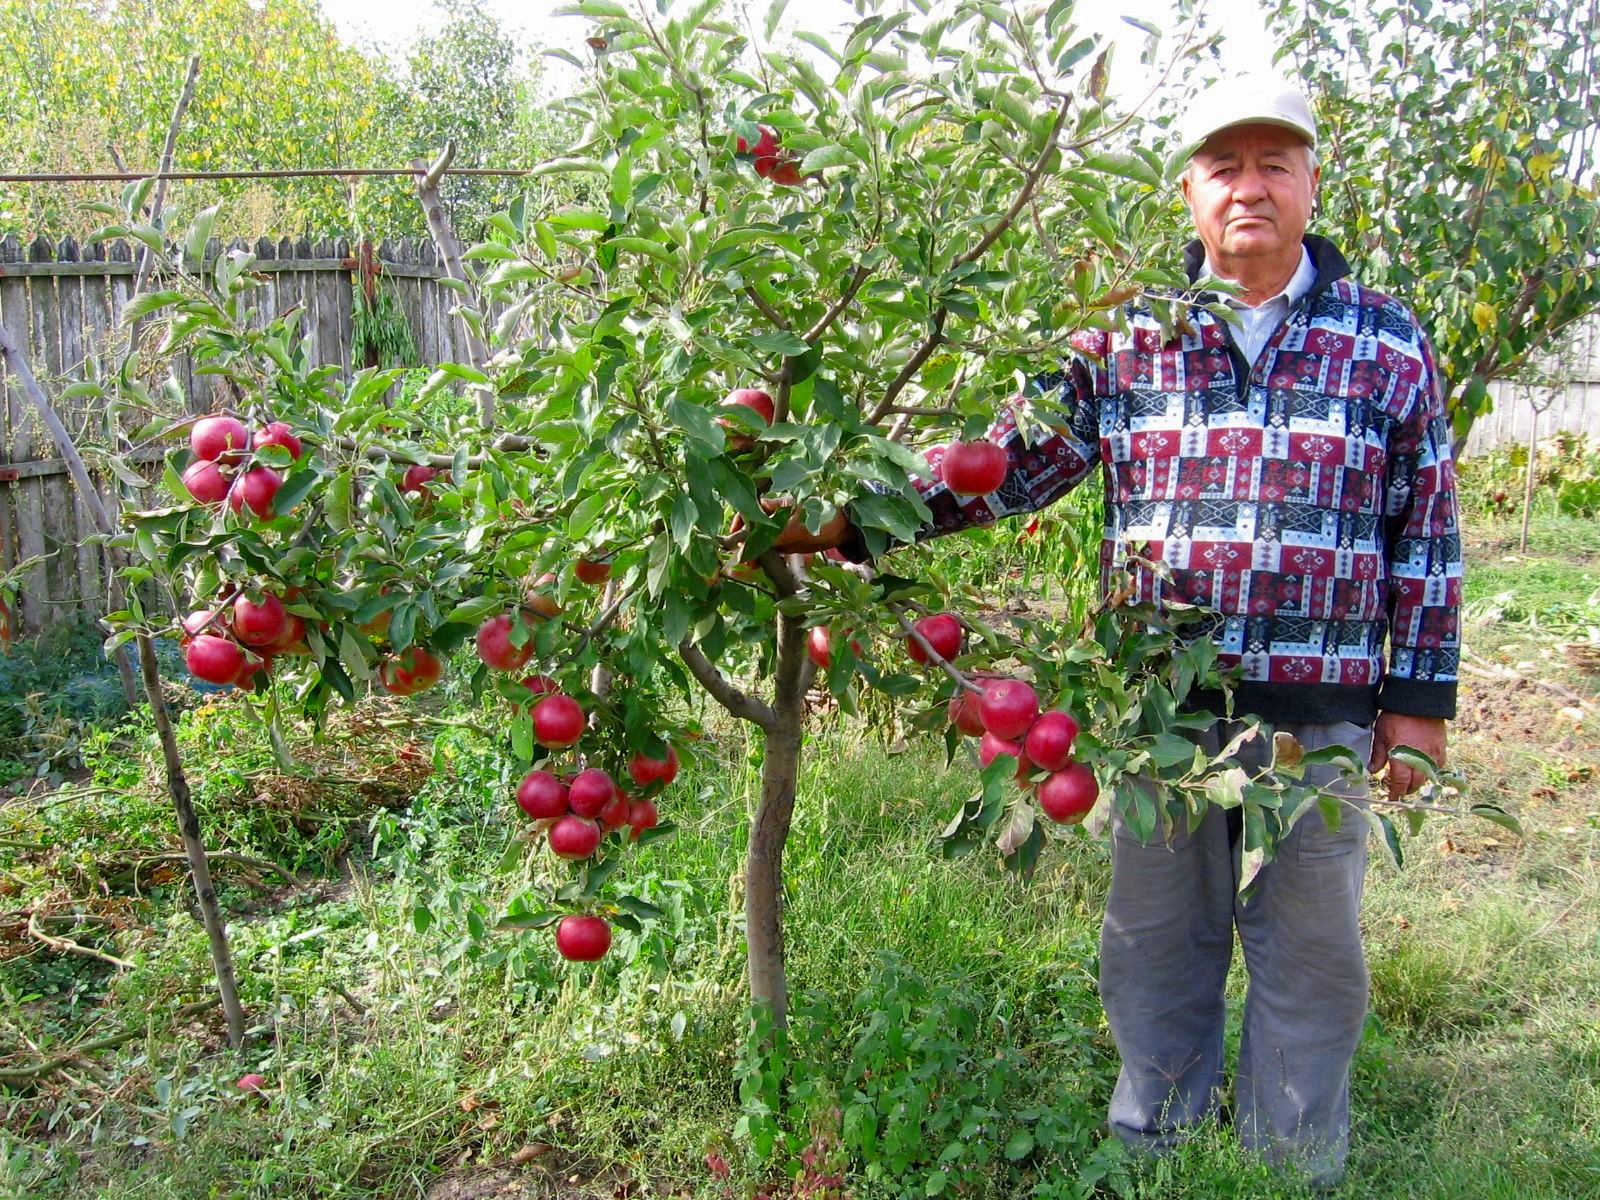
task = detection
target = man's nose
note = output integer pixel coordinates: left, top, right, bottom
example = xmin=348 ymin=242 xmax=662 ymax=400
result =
xmin=1230 ymin=167 xmax=1269 ymax=204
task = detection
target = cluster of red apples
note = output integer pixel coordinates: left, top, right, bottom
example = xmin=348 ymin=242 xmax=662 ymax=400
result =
xmin=735 ymin=126 xmax=807 ymax=187
xmin=180 ymin=414 xmax=301 ymax=518
xmin=953 ymin=677 xmax=1099 ymax=824
xmin=181 ymin=590 xmax=308 ymax=688
xmin=811 ymin=609 xmax=1099 ymax=826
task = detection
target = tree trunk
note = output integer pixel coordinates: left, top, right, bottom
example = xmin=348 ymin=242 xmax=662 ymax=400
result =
xmin=744 ymin=609 xmax=807 ymax=1032
xmin=137 ymin=635 xmax=247 ymax=1047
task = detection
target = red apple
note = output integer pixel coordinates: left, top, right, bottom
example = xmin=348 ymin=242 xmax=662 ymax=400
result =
xmin=186 ymin=634 xmax=246 ymax=685
xmin=980 ymin=679 xmax=1039 ymax=741
xmin=555 ymin=913 xmax=612 ymax=961
xmin=627 ymin=745 xmax=679 ymax=788
xmin=181 ymin=608 xmax=222 ymax=641
xmin=524 ymin=573 xmax=562 ymax=619
xmin=626 ymin=797 xmax=660 ymax=840
xmin=518 ymin=673 xmax=557 ymax=701
xmin=181 ymin=459 xmax=232 ymax=504
xmin=263 ymin=613 xmax=309 ymax=655
xmin=230 ymin=652 xmax=271 ymax=689
xmin=1023 ymin=710 xmax=1080 ymax=772
xmin=235 ymin=1073 xmax=267 ymax=1096
xmin=738 ymin=126 xmax=781 ymax=177
xmin=948 ymin=688 xmax=988 ymax=737
xmin=574 ymin=557 xmax=612 ymax=585
xmin=940 ymin=440 xmax=1008 ymax=496
xmin=401 ymin=464 xmax=439 ymax=497
xmin=548 ymin=814 xmax=602 ymax=860
xmin=228 ymin=466 xmax=282 ymax=519
xmin=476 ymin=614 xmax=535 ymax=672
xmin=516 ymin=769 xmax=569 ymax=820
xmin=598 ymin=790 xmax=632 ymax=831
xmin=906 ymin=613 xmax=963 ymax=665
xmin=807 ymin=625 xmax=833 ymax=669
xmin=253 ymin=421 xmax=304 ymax=461
xmin=191 ymin=414 xmax=249 ymax=464
xmin=378 ymin=646 xmax=443 ymax=696
xmin=770 ymin=159 xmax=804 ymax=186
xmin=568 ymin=768 xmax=617 ymax=818
xmin=232 ymin=593 xmax=288 ymax=648
xmin=978 ymin=730 xmax=1024 ymax=770
xmin=1037 ymin=763 xmax=1098 ymax=824
xmin=719 ymin=387 xmax=775 ymax=449
xmin=532 ymin=693 xmax=585 ymax=749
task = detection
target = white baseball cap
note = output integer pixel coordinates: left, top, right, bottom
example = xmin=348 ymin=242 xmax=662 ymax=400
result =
xmin=1180 ymin=75 xmax=1318 ymax=156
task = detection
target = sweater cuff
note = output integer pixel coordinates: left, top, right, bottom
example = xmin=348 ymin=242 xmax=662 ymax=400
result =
xmin=1377 ymin=676 xmax=1457 ymax=720
xmin=834 ymin=521 xmax=876 ymax=565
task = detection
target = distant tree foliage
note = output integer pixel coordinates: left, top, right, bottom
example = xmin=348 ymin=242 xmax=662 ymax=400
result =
xmin=1269 ymin=0 xmax=1600 ymax=442
xmin=0 ymin=0 xmax=573 ymax=240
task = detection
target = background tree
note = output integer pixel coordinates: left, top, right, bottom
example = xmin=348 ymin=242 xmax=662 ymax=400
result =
xmin=0 ymin=0 xmax=567 ymax=240
xmin=1268 ymin=0 xmax=1600 ymax=443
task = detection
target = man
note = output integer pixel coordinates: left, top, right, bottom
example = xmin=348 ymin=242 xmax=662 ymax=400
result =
xmin=803 ymin=76 xmax=1462 ymax=1186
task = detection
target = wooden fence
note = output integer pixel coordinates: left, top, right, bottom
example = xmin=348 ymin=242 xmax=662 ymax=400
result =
xmin=0 ymin=234 xmax=470 ymax=636
xmin=1464 ymin=317 xmax=1600 ymax=456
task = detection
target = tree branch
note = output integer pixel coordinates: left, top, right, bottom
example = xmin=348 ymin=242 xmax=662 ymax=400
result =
xmin=678 ymin=640 xmax=776 ymax=730
xmin=889 ymin=604 xmax=982 ymax=694
xmin=952 ymin=95 xmax=1071 ymax=271
xmin=803 ymin=264 xmax=872 ymax=344
xmin=745 ymin=285 xmax=790 ymax=330
xmin=135 ymin=54 xmax=200 ymax=291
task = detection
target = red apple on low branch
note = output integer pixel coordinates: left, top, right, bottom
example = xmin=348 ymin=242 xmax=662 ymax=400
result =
xmin=476 ymin=613 xmax=535 ymax=672
xmin=1037 ymin=763 xmax=1099 ymax=824
xmin=555 ymin=913 xmax=612 ymax=961
xmin=228 ymin=467 xmax=282 ymax=519
xmin=532 ymin=693 xmax=585 ymax=749
xmin=906 ymin=613 xmax=963 ymax=665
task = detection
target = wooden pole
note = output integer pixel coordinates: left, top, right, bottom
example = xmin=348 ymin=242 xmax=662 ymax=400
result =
xmin=410 ymin=143 xmax=494 ymax=428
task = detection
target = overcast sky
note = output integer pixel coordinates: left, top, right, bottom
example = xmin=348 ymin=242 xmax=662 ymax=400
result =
xmin=319 ymin=0 xmax=1283 ymax=95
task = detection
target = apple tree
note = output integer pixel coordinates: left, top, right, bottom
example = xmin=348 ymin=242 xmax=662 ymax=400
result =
xmin=98 ymin=0 xmax=1464 ymax=1034
xmin=1268 ymin=0 xmax=1600 ymax=443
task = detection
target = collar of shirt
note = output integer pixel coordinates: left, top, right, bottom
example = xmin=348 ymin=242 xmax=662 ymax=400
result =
xmin=1205 ymin=245 xmax=1317 ymax=312
xmin=1205 ymin=246 xmax=1317 ymax=366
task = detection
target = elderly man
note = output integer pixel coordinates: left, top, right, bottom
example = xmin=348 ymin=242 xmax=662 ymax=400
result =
xmin=804 ymin=76 xmax=1462 ymax=1185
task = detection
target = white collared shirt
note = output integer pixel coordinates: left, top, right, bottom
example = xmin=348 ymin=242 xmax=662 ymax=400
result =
xmin=1207 ymin=246 xmax=1316 ymax=367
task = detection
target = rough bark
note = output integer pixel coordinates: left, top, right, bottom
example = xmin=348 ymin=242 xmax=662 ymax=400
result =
xmin=744 ymin=607 xmax=808 ymax=1031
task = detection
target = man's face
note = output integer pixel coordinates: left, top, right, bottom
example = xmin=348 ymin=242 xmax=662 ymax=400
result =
xmin=1180 ymin=124 xmax=1320 ymax=267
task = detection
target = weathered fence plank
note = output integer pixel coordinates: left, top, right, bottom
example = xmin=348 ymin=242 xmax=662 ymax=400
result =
xmin=0 ymin=234 xmax=468 ymax=636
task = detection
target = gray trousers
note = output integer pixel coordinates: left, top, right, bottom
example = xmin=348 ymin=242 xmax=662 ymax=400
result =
xmin=1099 ymin=719 xmax=1374 ymax=1188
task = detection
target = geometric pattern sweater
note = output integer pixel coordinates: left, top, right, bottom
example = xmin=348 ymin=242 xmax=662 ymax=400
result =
xmin=904 ymin=235 xmax=1462 ymax=725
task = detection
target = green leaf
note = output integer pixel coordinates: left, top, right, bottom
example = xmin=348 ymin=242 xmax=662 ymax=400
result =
xmin=124 ymin=290 xmax=186 ymax=321
xmin=494 ymin=910 xmax=563 ymax=931
xmin=446 ymin=594 xmax=501 ymax=624
xmin=1003 ymin=1130 xmax=1035 ymax=1160
xmin=1468 ymin=804 xmax=1524 ymax=837
xmin=748 ymin=329 xmax=811 ymax=356
xmin=614 ymin=895 xmax=666 ymax=921
xmin=799 ymin=143 xmax=858 ymax=172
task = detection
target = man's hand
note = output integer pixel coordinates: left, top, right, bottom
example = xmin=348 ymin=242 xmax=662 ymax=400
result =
xmin=1369 ymin=712 xmax=1447 ymax=800
xmin=763 ymin=499 xmax=849 ymax=554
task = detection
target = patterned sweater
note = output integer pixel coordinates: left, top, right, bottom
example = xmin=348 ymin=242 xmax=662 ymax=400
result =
xmin=895 ymin=235 xmax=1462 ymax=725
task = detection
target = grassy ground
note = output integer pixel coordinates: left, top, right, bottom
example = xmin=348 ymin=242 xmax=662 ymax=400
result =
xmin=2 ymin=500 xmax=1597 ymax=1199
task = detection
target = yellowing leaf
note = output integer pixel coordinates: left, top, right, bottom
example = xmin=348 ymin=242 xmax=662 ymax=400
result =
xmin=1472 ymin=301 xmax=1496 ymax=333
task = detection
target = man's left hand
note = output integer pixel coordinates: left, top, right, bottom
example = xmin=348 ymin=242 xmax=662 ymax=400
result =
xmin=1369 ymin=712 xmax=1447 ymax=800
